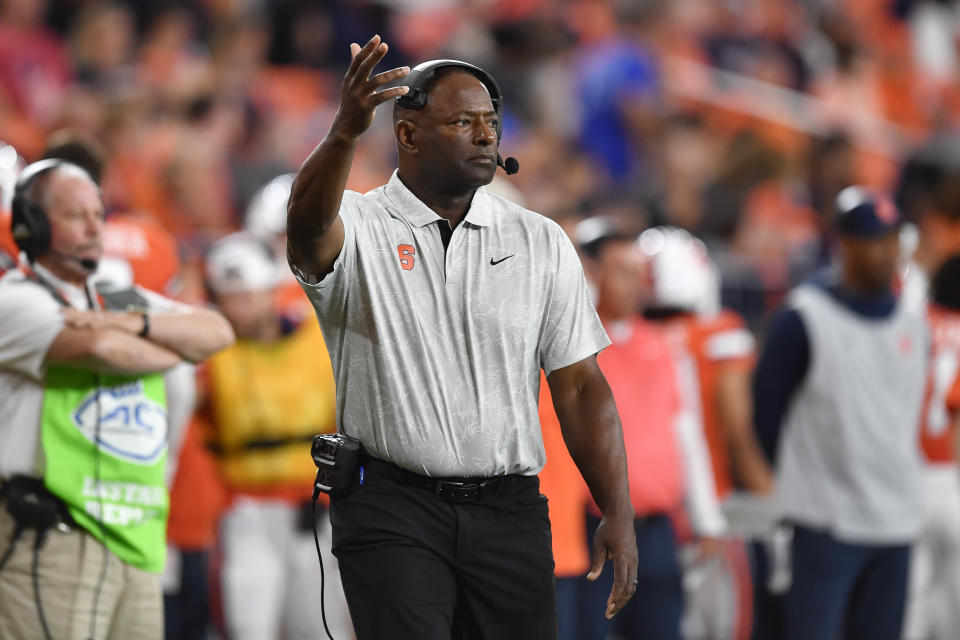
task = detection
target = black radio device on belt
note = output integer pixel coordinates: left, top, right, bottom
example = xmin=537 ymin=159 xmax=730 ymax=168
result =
xmin=2 ymin=477 xmax=65 ymax=532
xmin=311 ymin=433 xmax=362 ymax=498
xmin=310 ymin=433 xmax=362 ymax=640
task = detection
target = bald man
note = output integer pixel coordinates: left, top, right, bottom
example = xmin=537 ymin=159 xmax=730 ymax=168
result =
xmin=0 ymin=160 xmax=233 ymax=639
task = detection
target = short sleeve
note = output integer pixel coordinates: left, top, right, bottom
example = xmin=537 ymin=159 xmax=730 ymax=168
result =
xmin=704 ymin=313 xmax=755 ymax=370
xmin=288 ymin=191 xmax=364 ymax=310
xmin=0 ymin=283 xmax=65 ymax=381
xmin=538 ymin=228 xmax=610 ymax=375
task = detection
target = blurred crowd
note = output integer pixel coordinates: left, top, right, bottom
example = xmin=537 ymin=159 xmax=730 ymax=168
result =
xmin=2 ymin=0 xmax=960 ymax=321
xmin=3 ymin=0 xmax=960 ymax=638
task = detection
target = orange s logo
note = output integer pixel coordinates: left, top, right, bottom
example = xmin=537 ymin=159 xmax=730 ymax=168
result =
xmin=397 ymin=244 xmax=415 ymax=271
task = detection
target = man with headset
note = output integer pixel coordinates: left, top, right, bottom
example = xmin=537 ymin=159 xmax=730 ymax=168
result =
xmin=287 ymin=36 xmax=638 ymax=638
xmin=0 ymin=159 xmax=234 ymax=639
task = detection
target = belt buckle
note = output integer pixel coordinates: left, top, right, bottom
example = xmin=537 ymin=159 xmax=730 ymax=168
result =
xmin=435 ymin=480 xmax=480 ymax=503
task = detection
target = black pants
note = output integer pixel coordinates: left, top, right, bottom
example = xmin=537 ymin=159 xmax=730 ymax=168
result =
xmin=329 ymin=464 xmax=557 ymax=640
xmin=163 ymin=548 xmax=210 ymax=640
xmin=784 ymin=525 xmax=910 ymax=640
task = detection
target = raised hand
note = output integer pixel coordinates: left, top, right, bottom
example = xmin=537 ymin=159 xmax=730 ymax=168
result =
xmin=286 ymin=35 xmax=410 ymax=278
xmin=332 ymin=35 xmax=410 ymax=140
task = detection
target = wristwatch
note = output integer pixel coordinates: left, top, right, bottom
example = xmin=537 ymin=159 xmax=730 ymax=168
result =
xmin=138 ymin=311 xmax=150 ymax=338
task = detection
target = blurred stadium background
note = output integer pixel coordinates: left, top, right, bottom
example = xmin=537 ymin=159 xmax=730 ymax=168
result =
xmin=3 ymin=1 xmax=960 ymax=639
xmin=2 ymin=0 xmax=958 ymax=326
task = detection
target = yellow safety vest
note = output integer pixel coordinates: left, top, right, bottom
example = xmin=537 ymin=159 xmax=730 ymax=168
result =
xmin=206 ymin=318 xmax=336 ymax=491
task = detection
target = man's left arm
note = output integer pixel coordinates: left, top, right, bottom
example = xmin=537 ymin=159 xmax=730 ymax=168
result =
xmin=62 ymin=300 xmax=234 ymax=363
xmin=547 ymin=356 xmax=637 ymax=620
xmin=717 ymin=365 xmax=774 ymax=494
xmin=752 ymin=307 xmax=809 ymax=464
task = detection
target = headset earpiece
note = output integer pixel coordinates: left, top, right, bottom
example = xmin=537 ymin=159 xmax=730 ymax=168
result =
xmin=11 ymin=159 xmax=64 ymax=260
xmin=394 ymin=59 xmax=507 ymax=142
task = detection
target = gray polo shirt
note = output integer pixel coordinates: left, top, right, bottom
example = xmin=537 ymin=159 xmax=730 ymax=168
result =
xmin=292 ymin=171 xmax=609 ymax=477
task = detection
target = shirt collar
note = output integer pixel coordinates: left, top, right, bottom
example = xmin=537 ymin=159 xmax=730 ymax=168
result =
xmin=463 ymin=187 xmax=492 ymax=227
xmin=28 ymin=255 xmax=97 ymax=310
xmin=384 ymin=170 xmax=492 ymax=228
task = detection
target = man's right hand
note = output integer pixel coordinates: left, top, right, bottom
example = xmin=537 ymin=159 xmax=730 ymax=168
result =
xmin=287 ymin=35 xmax=409 ymax=279
xmin=586 ymin=510 xmax=639 ymax=620
xmin=332 ymin=35 xmax=410 ymax=140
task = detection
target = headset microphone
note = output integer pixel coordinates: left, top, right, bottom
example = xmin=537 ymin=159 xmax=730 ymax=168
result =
xmin=498 ymin=155 xmax=519 ymax=175
xmin=51 ymin=251 xmax=98 ymax=272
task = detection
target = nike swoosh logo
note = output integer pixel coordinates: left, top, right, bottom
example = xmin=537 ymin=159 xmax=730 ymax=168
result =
xmin=490 ymin=255 xmax=515 ymax=266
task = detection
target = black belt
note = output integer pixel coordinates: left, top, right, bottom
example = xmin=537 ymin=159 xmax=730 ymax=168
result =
xmin=358 ymin=456 xmax=523 ymax=503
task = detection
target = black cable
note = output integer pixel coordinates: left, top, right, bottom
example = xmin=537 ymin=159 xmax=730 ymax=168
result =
xmin=312 ymin=497 xmax=335 ymax=640
xmin=87 ymin=376 xmax=109 ymax=640
xmin=0 ymin=542 xmax=15 ymax=573
xmin=0 ymin=525 xmax=23 ymax=572
xmin=32 ymin=530 xmax=53 ymax=640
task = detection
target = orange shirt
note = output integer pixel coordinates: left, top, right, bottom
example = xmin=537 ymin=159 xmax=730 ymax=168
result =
xmin=538 ymin=374 xmax=590 ymax=577
xmin=653 ymin=311 xmax=755 ymax=498
xmin=166 ymin=415 xmax=227 ymax=549
xmin=919 ymin=305 xmax=960 ymax=464
xmin=276 ymin=274 xmax=314 ymax=322
xmin=596 ymin=318 xmax=684 ymax=516
xmin=0 ymin=210 xmax=17 ymax=273
xmin=101 ymin=213 xmax=181 ymax=295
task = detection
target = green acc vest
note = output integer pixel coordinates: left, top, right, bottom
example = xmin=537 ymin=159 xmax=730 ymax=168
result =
xmin=41 ymin=283 xmax=169 ymax=573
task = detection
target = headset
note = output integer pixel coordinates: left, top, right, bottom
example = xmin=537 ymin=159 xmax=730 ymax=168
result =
xmin=11 ymin=159 xmax=99 ymax=271
xmin=11 ymin=159 xmax=64 ymax=260
xmin=394 ymin=59 xmax=519 ymax=175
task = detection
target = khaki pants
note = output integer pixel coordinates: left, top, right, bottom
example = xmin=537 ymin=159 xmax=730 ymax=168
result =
xmin=0 ymin=506 xmax=162 ymax=640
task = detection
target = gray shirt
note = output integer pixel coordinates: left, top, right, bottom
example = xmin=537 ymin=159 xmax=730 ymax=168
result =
xmin=292 ymin=171 xmax=610 ymax=477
